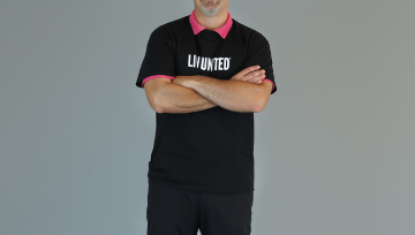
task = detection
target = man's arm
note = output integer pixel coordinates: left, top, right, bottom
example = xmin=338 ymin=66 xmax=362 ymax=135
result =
xmin=171 ymin=34 xmax=276 ymax=113
xmin=137 ymin=26 xmax=213 ymax=114
xmin=173 ymin=75 xmax=273 ymax=113
xmin=143 ymin=65 xmax=266 ymax=114
xmin=143 ymin=77 xmax=217 ymax=114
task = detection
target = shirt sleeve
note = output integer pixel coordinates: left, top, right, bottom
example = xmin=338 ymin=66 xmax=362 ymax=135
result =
xmin=243 ymin=34 xmax=277 ymax=95
xmin=136 ymin=27 xmax=176 ymax=88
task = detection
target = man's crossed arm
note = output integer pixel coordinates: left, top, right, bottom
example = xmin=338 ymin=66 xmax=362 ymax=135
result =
xmin=143 ymin=65 xmax=273 ymax=114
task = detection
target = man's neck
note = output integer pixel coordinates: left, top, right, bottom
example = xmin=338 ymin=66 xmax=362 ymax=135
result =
xmin=194 ymin=8 xmax=229 ymax=31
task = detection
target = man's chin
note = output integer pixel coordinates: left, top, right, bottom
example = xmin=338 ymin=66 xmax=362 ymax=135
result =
xmin=199 ymin=0 xmax=222 ymax=16
xmin=201 ymin=7 xmax=220 ymax=16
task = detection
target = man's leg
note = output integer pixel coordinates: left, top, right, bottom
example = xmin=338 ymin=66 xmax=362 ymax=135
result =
xmin=147 ymin=179 xmax=200 ymax=235
xmin=199 ymin=190 xmax=254 ymax=235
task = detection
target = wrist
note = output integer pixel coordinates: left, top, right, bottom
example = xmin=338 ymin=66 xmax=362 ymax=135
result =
xmin=185 ymin=75 xmax=203 ymax=90
xmin=173 ymin=75 xmax=199 ymax=89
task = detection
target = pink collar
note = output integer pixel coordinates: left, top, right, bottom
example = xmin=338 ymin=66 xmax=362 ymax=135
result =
xmin=189 ymin=10 xmax=233 ymax=39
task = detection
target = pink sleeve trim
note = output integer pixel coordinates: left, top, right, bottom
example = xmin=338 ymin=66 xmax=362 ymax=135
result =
xmin=142 ymin=75 xmax=175 ymax=87
xmin=262 ymin=78 xmax=274 ymax=90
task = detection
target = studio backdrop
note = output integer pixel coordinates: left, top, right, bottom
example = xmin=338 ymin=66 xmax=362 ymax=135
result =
xmin=1 ymin=0 xmax=414 ymax=235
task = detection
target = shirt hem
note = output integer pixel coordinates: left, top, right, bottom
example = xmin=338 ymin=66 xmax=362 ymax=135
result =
xmin=148 ymin=176 xmax=254 ymax=193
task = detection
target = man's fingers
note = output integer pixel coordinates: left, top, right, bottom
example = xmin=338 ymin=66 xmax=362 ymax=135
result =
xmin=232 ymin=66 xmax=264 ymax=82
xmin=240 ymin=65 xmax=261 ymax=76
xmin=247 ymin=69 xmax=265 ymax=78
xmin=247 ymin=72 xmax=266 ymax=83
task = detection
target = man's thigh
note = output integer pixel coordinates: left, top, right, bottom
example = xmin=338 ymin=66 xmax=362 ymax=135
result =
xmin=199 ymin=190 xmax=254 ymax=235
xmin=146 ymin=180 xmax=200 ymax=235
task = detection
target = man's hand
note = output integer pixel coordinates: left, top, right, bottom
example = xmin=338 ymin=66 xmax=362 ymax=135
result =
xmin=231 ymin=65 xmax=266 ymax=84
xmin=173 ymin=65 xmax=265 ymax=88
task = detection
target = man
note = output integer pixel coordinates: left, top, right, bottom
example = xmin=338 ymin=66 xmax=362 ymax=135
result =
xmin=136 ymin=0 xmax=276 ymax=234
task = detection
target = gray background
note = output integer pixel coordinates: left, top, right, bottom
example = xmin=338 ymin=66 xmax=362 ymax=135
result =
xmin=1 ymin=0 xmax=414 ymax=234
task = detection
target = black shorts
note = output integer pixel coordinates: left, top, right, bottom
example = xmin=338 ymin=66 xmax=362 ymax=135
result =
xmin=147 ymin=179 xmax=254 ymax=235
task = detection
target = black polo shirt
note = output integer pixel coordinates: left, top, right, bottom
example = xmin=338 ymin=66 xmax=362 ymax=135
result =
xmin=136 ymin=10 xmax=277 ymax=193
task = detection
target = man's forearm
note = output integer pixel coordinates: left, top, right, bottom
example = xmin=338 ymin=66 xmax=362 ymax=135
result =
xmin=174 ymin=75 xmax=268 ymax=113
xmin=155 ymin=82 xmax=217 ymax=114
